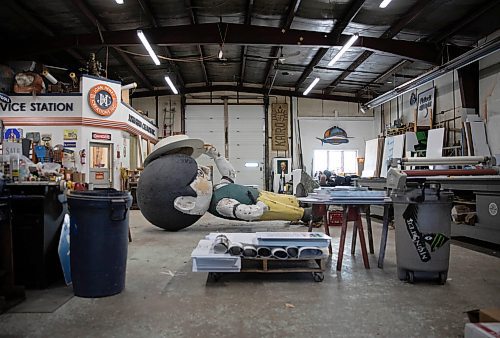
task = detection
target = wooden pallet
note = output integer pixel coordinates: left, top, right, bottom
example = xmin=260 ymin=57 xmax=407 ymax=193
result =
xmin=208 ymin=257 xmax=326 ymax=282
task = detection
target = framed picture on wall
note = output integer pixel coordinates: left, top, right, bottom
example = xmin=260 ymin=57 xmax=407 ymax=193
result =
xmin=277 ymin=159 xmax=289 ymax=175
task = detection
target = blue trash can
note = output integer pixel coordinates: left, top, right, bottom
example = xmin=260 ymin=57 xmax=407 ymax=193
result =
xmin=67 ymin=189 xmax=132 ymax=297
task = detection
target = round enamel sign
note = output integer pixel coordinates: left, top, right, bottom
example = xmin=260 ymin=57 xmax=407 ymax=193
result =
xmin=88 ymin=84 xmax=118 ymax=116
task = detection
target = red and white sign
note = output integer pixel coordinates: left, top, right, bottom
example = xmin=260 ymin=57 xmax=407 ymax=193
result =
xmin=92 ymin=132 xmax=111 ymax=141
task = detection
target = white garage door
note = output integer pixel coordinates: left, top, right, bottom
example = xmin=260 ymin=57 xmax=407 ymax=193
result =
xmin=185 ymin=104 xmax=264 ymax=189
xmin=228 ymin=105 xmax=264 ymax=188
xmin=185 ymin=105 xmax=225 ymax=183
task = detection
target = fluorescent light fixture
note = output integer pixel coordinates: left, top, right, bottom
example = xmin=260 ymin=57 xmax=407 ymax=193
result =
xmin=115 ymin=0 xmax=124 ymax=4
xmin=379 ymin=0 xmax=392 ymax=8
xmin=245 ymin=162 xmax=259 ymax=168
xmin=164 ymin=76 xmax=178 ymax=94
xmin=303 ymin=77 xmax=320 ymax=95
xmin=327 ymin=33 xmax=359 ymax=67
xmin=137 ymin=30 xmax=160 ymax=65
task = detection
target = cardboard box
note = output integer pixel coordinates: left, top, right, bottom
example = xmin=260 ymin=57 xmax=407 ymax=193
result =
xmin=481 ymin=309 xmax=500 ymax=323
xmin=467 ymin=309 xmax=500 ymax=323
xmin=464 ymin=323 xmax=500 ymax=338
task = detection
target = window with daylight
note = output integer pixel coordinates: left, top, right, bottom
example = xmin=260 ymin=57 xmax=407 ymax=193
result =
xmin=313 ymin=149 xmax=358 ymax=175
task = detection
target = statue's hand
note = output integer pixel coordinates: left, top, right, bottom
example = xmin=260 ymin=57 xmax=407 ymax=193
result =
xmin=204 ymin=144 xmax=219 ymax=159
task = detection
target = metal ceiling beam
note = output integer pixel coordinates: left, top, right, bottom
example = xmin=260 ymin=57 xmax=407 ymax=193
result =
xmin=7 ymin=23 xmax=440 ymax=64
xmin=136 ymin=0 xmax=185 ymax=88
xmin=356 ymin=59 xmax=412 ymax=96
xmin=331 ymin=0 xmax=366 ymax=40
xmin=186 ymin=0 xmax=209 ymax=85
xmin=358 ymin=0 xmax=490 ymax=99
xmin=381 ymin=0 xmax=435 ymax=39
xmin=69 ymin=0 xmax=154 ymax=90
xmin=364 ymin=35 xmax=500 ymax=108
xmin=282 ymin=0 xmax=302 ymax=31
xmin=239 ymin=0 xmax=254 ymax=85
xmin=264 ymin=0 xmax=302 ymax=89
xmin=326 ymin=51 xmax=372 ymax=92
xmin=4 ymin=0 xmax=85 ymax=66
xmin=326 ymin=0 xmax=435 ymax=94
xmin=429 ymin=0 xmax=499 ymax=43
xmin=112 ymin=48 xmax=155 ymax=90
xmin=131 ymin=85 xmax=368 ymax=103
xmin=294 ymin=0 xmax=366 ymax=90
xmin=358 ymin=59 xmax=412 ymax=94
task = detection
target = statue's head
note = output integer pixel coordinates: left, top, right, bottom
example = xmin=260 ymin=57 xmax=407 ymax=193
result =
xmin=137 ymin=135 xmax=213 ymax=231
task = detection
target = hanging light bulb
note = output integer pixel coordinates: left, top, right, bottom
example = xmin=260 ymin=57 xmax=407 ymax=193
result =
xmin=218 ymin=45 xmax=224 ymax=60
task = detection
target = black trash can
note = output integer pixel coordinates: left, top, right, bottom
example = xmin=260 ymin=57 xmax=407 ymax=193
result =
xmin=67 ymin=189 xmax=132 ymax=297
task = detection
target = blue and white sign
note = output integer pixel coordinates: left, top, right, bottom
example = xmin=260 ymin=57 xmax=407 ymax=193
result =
xmin=0 ymin=93 xmax=11 ymax=104
xmin=64 ymin=142 xmax=77 ymax=148
xmin=4 ymin=128 xmax=21 ymax=141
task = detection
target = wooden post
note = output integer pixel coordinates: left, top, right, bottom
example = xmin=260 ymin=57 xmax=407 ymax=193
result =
xmin=413 ymin=109 xmax=418 ymax=132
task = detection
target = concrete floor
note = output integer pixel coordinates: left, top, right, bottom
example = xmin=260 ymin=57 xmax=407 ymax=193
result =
xmin=1 ymin=211 xmax=500 ymax=338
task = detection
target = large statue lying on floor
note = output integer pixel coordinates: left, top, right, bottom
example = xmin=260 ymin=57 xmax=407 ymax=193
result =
xmin=137 ymin=135 xmax=311 ymax=231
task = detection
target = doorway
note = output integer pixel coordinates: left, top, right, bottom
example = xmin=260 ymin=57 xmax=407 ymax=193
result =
xmin=89 ymin=142 xmax=113 ymax=188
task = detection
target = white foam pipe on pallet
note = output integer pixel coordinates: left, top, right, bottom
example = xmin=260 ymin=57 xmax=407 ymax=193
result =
xmin=271 ymin=248 xmax=288 ymax=259
xmin=401 ymin=156 xmax=487 ymax=166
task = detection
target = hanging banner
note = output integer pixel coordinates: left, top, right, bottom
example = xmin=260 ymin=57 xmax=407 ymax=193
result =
xmin=416 ymin=87 xmax=435 ymax=127
xmin=271 ymin=103 xmax=288 ymax=151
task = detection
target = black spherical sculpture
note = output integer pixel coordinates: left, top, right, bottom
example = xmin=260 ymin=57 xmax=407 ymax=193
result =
xmin=137 ymin=153 xmax=202 ymax=231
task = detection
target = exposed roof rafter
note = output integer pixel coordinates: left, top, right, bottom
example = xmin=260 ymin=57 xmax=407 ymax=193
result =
xmin=326 ymin=0 xmax=436 ymax=94
xmin=239 ymin=0 xmax=254 ymax=85
xmin=136 ymin=0 xmax=185 ymax=89
xmin=358 ymin=0 xmax=494 ymax=98
xmin=186 ymin=0 xmax=209 ymax=85
xmin=5 ymin=0 xmax=85 ymax=66
xmin=131 ymin=85 xmax=369 ymax=103
xmin=6 ymin=23 xmax=440 ymax=65
xmin=264 ymin=0 xmax=302 ymax=89
xmin=294 ymin=0 xmax=366 ymax=90
xmin=69 ymin=0 xmax=154 ymax=89
xmin=428 ymin=0 xmax=499 ymax=43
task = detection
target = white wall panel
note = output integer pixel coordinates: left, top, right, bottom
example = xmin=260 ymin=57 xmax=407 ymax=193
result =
xmin=480 ymin=49 xmax=500 ymax=156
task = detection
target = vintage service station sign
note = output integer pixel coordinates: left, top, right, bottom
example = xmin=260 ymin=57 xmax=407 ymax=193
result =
xmin=88 ymin=84 xmax=118 ymax=116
